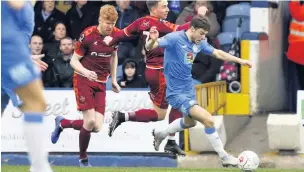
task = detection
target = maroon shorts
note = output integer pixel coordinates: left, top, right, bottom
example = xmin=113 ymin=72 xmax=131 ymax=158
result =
xmin=73 ymin=74 xmax=106 ymax=114
xmin=145 ymin=68 xmax=168 ymax=109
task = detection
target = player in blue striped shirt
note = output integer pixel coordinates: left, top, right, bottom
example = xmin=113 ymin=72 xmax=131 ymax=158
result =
xmin=2 ymin=1 xmax=52 ymax=171
xmin=146 ymin=15 xmax=252 ymax=167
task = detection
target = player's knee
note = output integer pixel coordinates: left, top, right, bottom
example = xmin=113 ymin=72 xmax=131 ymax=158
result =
xmin=92 ymin=124 xmax=102 ymax=133
xmin=154 ymin=105 xmax=167 ymax=120
xmin=92 ymin=128 xmax=101 ymax=133
xmin=86 ymin=118 xmax=96 ymax=127
xmin=184 ymin=119 xmax=197 ymax=128
xmin=188 ymin=120 xmax=197 ymax=128
xmin=204 ymin=117 xmax=214 ymax=128
xmin=157 ymin=111 xmax=166 ymax=120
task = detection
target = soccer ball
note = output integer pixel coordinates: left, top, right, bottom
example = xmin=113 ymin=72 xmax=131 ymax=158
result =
xmin=238 ymin=150 xmax=260 ymax=171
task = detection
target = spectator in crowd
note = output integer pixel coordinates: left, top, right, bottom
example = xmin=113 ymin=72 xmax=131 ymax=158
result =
xmin=29 ymin=35 xmax=48 ymax=72
xmin=118 ymin=59 xmax=147 ymax=88
xmin=34 ymin=0 xmax=67 ymax=43
xmin=42 ymin=22 xmax=67 ymax=87
xmin=176 ymin=0 xmax=220 ymax=44
xmin=66 ymin=0 xmax=99 ymax=40
xmin=210 ymin=1 xmax=250 ymax=28
xmin=115 ymin=0 xmax=140 ymax=65
xmin=30 ymin=35 xmax=44 ymax=55
xmin=50 ymin=37 xmax=74 ymax=88
xmin=130 ymin=1 xmax=148 ymax=17
xmin=44 ymin=22 xmax=67 ymax=60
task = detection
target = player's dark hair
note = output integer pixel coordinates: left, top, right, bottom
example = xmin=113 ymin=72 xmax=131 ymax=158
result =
xmin=146 ymin=0 xmax=159 ymax=11
xmin=190 ymin=15 xmax=210 ymax=31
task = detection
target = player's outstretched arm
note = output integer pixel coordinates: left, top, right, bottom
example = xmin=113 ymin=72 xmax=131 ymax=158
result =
xmin=111 ymin=51 xmax=121 ymax=93
xmin=212 ymin=49 xmax=252 ymax=68
xmin=70 ymin=53 xmax=98 ymax=81
xmin=145 ymin=26 xmax=159 ymax=51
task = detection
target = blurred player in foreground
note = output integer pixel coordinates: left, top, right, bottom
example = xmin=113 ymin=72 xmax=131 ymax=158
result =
xmin=145 ymin=16 xmax=252 ymax=166
xmin=108 ymin=0 xmax=207 ymax=155
xmin=1 ymin=1 xmax=53 ymax=172
xmin=50 ymin=5 xmax=121 ymax=167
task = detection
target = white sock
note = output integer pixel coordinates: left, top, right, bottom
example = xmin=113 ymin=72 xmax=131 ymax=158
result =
xmin=205 ymin=127 xmax=228 ymax=159
xmin=167 ymin=135 xmax=175 ymax=140
xmin=163 ymin=118 xmax=188 ymax=136
xmin=24 ymin=113 xmax=52 ymax=172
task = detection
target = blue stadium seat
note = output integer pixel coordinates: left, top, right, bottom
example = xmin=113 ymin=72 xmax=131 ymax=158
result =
xmin=226 ymin=3 xmax=251 ymax=17
xmin=216 ymin=32 xmax=236 ymax=52
xmin=117 ymin=65 xmax=123 ymax=80
xmin=222 ymin=16 xmax=250 ymax=37
xmin=217 ymin=32 xmax=236 ymax=45
xmin=106 ymin=77 xmax=112 ymax=90
xmin=106 ymin=65 xmax=124 ymax=90
xmin=251 ymin=1 xmax=269 ymax=8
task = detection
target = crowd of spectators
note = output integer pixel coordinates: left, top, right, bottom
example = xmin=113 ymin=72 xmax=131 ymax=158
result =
xmin=30 ymin=0 xmax=248 ymax=89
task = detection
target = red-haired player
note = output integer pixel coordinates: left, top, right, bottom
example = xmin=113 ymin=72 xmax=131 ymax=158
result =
xmin=50 ymin=5 xmax=121 ymax=167
xmin=108 ymin=0 xmax=207 ymax=156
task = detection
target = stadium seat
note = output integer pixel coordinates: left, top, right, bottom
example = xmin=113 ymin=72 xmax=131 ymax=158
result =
xmin=222 ymin=16 xmax=250 ymax=37
xmin=117 ymin=65 xmax=123 ymax=79
xmin=216 ymin=32 xmax=236 ymax=52
xmin=106 ymin=77 xmax=112 ymax=90
xmin=217 ymin=32 xmax=236 ymax=45
xmin=225 ymin=3 xmax=251 ymax=17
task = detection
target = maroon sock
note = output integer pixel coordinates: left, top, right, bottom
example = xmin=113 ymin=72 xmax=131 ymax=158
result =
xmin=61 ymin=119 xmax=83 ymax=130
xmin=79 ymin=127 xmax=91 ymax=160
xmin=168 ymin=108 xmax=182 ymax=137
xmin=128 ymin=109 xmax=158 ymax=122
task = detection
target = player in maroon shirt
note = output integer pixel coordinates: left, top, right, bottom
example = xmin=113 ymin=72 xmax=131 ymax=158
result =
xmin=108 ymin=0 xmax=207 ymax=156
xmin=50 ymin=5 xmax=121 ymax=167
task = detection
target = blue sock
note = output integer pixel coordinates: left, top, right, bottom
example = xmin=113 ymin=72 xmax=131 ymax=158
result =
xmin=204 ymin=127 xmax=216 ymax=134
xmin=205 ymin=127 xmax=228 ymax=159
xmin=24 ymin=112 xmax=44 ymax=123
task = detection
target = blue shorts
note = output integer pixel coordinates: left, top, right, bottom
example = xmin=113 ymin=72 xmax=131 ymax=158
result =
xmin=1 ymin=47 xmax=41 ymax=110
xmin=167 ymin=91 xmax=198 ymax=117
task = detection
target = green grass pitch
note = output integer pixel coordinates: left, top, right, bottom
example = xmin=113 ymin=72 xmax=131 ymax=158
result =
xmin=1 ymin=166 xmax=303 ymax=172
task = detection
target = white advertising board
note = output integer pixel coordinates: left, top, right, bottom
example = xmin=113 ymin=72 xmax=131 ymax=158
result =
xmin=297 ymin=90 xmax=304 ymax=153
xmin=1 ymin=89 xmax=177 ymax=152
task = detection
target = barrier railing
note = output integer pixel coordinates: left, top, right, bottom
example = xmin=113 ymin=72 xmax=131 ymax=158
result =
xmin=183 ymin=81 xmax=227 ymax=154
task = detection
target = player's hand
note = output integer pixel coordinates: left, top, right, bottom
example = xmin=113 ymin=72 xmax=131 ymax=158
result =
xmin=240 ymin=59 xmax=252 ymax=68
xmin=112 ymin=82 xmax=121 ymax=93
xmin=84 ymin=69 xmax=98 ymax=81
xmin=31 ymin=54 xmax=45 ymax=60
xmin=149 ymin=26 xmax=159 ymax=41
xmin=33 ymin=59 xmax=48 ymax=71
xmin=31 ymin=54 xmax=48 ymax=71
xmin=197 ymin=6 xmax=208 ymax=17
